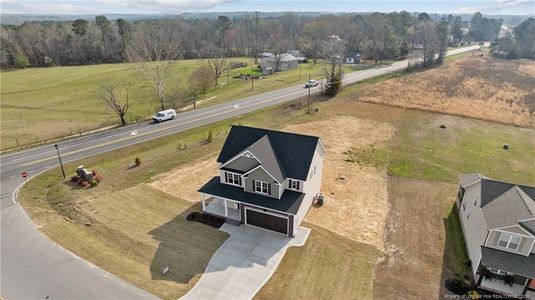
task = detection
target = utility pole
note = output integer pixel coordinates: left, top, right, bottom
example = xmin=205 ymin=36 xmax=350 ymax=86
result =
xmin=226 ymin=69 xmax=230 ymax=87
xmin=299 ymin=63 xmax=302 ymax=81
xmin=54 ymin=144 xmax=66 ymax=178
xmin=307 ymin=73 xmax=311 ymax=113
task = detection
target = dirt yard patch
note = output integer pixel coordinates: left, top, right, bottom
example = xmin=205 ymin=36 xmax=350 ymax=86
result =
xmin=149 ymin=155 xmax=219 ymax=202
xmin=284 ymin=116 xmax=395 ymax=250
xmin=358 ymin=56 xmax=535 ymax=128
xmin=372 ymin=176 xmax=470 ymax=300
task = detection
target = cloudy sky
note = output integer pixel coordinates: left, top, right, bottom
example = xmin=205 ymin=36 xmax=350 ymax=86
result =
xmin=1 ymin=0 xmax=534 ymax=15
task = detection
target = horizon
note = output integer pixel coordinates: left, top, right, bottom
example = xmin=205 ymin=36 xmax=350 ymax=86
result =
xmin=1 ymin=0 xmax=534 ymax=16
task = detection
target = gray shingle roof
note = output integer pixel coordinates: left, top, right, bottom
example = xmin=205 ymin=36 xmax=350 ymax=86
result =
xmin=481 ymin=246 xmax=535 ymax=278
xmin=244 ymin=135 xmax=285 ymax=182
xmin=217 ymin=126 xmax=320 ymax=181
xmin=482 ymin=186 xmax=535 ymax=229
xmin=460 ymin=173 xmax=488 ymax=187
xmin=198 ymin=177 xmax=305 ymax=214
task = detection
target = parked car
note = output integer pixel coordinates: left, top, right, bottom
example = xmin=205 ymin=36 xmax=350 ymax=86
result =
xmin=153 ymin=109 xmax=176 ymax=123
xmin=304 ymin=79 xmax=318 ymax=88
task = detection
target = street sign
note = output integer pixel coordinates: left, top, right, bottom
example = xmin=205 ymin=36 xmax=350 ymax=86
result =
xmin=21 ymin=172 xmax=28 ymax=178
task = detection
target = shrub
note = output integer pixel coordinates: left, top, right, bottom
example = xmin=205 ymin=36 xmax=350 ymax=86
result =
xmin=134 ymin=157 xmax=141 ymax=166
xmin=445 ymin=278 xmax=471 ymax=295
xmin=230 ymin=61 xmax=247 ymax=69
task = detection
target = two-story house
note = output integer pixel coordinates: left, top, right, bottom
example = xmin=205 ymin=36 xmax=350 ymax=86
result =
xmin=198 ymin=125 xmax=325 ymax=237
xmin=457 ymin=174 xmax=535 ymax=298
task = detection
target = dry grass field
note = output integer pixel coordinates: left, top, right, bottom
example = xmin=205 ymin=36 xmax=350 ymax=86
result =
xmin=358 ymin=55 xmax=535 ymax=128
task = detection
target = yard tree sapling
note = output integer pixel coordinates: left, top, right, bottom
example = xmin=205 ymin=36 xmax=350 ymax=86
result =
xmin=323 ymin=39 xmax=345 ymax=97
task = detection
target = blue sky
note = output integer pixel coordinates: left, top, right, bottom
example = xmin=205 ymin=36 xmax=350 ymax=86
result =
xmin=1 ymin=0 xmax=534 ymax=15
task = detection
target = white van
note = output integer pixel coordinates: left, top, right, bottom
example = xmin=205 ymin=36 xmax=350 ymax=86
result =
xmin=153 ymin=109 xmax=176 ymax=123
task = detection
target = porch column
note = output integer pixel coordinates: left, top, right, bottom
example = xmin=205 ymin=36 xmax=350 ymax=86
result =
xmin=224 ymin=199 xmax=228 ymax=217
xmin=201 ymin=194 xmax=206 ymax=210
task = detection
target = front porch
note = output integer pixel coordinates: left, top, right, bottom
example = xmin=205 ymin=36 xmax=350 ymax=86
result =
xmin=201 ymin=195 xmax=241 ymax=222
xmin=479 ymin=276 xmax=527 ymax=297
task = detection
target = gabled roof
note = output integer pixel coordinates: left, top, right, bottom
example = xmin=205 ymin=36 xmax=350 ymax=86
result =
xmin=217 ymin=126 xmax=320 ymax=181
xmin=345 ymin=51 xmax=361 ymax=58
xmin=460 ymin=173 xmax=488 ymax=187
xmin=463 ymin=175 xmax=535 ymax=229
xmin=482 ymin=186 xmax=535 ymax=229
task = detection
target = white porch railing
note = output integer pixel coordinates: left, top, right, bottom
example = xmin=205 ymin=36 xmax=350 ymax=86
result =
xmin=480 ymin=277 xmax=526 ymax=297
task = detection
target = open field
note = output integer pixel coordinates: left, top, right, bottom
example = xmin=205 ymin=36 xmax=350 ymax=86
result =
xmin=255 ymin=223 xmax=381 ymax=300
xmin=0 ymin=58 xmax=371 ymax=150
xmin=358 ymin=55 xmax=535 ymax=128
xmin=18 ymin=55 xmax=535 ymax=299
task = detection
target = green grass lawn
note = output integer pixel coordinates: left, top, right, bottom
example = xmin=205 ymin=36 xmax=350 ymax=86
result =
xmin=0 ymin=58 xmax=373 ymax=150
xmin=20 ymin=181 xmax=228 ymax=300
xmin=255 ymin=223 xmax=381 ymax=300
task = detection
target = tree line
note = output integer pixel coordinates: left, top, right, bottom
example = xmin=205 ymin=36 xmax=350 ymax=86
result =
xmin=491 ymin=17 xmax=535 ymax=60
xmin=1 ymin=12 xmax=504 ymax=69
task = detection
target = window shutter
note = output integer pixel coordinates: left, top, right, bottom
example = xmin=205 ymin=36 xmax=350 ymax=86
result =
xmin=225 ymin=172 xmax=228 ymax=183
xmin=268 ymin=183 xmax=271 ymax=194
xmin=253 ymin=180 xmax=256 ymax=191
xmin=296 ymin=181 xmax=300 ymax=190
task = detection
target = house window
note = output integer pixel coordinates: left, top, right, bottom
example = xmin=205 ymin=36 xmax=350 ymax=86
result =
xmin=225 ymin=172 xmax=242 ymax=186
xmin=288 ymin=179 xmax=300 ymax=191
xmin=254 ymin=181 xmax=269 ymax=194
xmin=497 ymin=233 xmax=522 ymax=250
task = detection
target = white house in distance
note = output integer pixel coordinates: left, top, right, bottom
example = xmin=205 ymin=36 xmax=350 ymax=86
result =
xmin=457 ymin=173 xmax=535 ymax=298
xmin=198 ymin=125 xmax=325 ymax=237
xmin=259 ymin=52 xmax=299 ymax=75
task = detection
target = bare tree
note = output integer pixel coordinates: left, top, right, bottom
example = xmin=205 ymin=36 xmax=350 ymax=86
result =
xmin=190 ymin=65 xmax=214 ymax=96
xmin=99 ymin=81 xmax=131 ymax=125
xmin=127 ymin=23 xmax=178 ymax=110
xmin=205 ymin=53 xmax=228 ymax=87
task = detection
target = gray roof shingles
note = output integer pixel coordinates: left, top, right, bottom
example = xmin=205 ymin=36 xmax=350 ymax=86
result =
xmin=217 ymin=125 xmax=320 ymax=181
xmin=481 ymin=246 xmax=535 ymax=278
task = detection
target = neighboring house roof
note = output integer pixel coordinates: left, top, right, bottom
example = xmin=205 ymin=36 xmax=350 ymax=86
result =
xmin=199 ymin=177 xmax=305 ymax=214
xmin=459 ymin=173 xmax=488 ymax=187
xmin=261 ymin=53 xmax=298 ymax=63
xmin=481 ymin=186 xmax=535 ymax=229
xmin=345 ymin=51 xmax=361 ymax=59
xmin=217 ymin=126 xmax=320 ymax=181
xmin=481 ymin=246 xmax=535 ymax=278
xmin=287 ymin=50 xmax=305 ymax=59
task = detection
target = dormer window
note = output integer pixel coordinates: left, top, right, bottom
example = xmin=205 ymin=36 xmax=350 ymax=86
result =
xmin=497 ymin=233 xmax=522 ymax=251
xmin=254 ymin=180 xmax=270 ymax=194
xmin=288 ymin=179 xmax=300 ymax=191
xmin=224 ymin=172 xmax=242 ymax=187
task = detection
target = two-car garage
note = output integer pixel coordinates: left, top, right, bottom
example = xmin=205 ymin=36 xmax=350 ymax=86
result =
xmin=244 ymin=207 xmax=291 ymax=236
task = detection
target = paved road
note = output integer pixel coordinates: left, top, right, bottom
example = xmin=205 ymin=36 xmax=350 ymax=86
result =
xmin=0 ymin=45 xmax=481 ymax=299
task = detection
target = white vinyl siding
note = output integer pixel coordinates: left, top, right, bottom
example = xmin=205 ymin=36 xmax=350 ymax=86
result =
xmin=498 ymin=233 xmax=522 ymax=251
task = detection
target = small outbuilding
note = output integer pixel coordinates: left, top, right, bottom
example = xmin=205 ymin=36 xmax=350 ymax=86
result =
xmin=345 ymin=51 xmax=362 ymax=64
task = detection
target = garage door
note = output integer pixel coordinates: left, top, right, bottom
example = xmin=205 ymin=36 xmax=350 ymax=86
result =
xmin=245 ymin=209 xmax=288 ymax=235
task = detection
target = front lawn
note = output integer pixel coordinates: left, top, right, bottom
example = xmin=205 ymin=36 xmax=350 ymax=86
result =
xmin=19 ymin=182 xmax=228 ymax=300
xmin=255 ymin=223 xmax=381 ymax=300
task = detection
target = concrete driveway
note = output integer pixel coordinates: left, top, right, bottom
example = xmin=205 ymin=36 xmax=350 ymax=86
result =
xmin=181 ymin=224 xmax=310 ymax=300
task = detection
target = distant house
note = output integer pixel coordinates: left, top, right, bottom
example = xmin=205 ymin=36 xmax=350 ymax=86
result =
xmin=345 ymin=51 xmax=362 ymax=64
xmin=259 ymin=53 xmax=299 ymax=75
xmin=287 ymin=50 xmax=306 ymax=62
xmin=457 ymin=174 xmax=535 ymax=298
xmin=198 ymin=125 xmax=325 ymax=237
